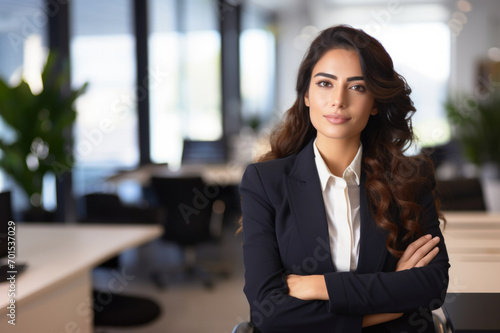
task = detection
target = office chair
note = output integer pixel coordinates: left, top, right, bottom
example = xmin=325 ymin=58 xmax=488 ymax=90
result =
xmin=232 ymin=321 xmax=255 ymax=333
xmin=436 ymin=177 xmax=486 ymax=211
xmin=93 ymin=290 xmax=161 ymax=328
xmin=79 ymin=192 xmax=163 ymax=328
xmin=432 ymin=308 xmax=452 ymax=333
xmin=0 ymin=191 xmax=12 ymax=223
xmin=148 ymin=176 xmax=228 ymax=289
xmin=181 ymin=139 xmax=227 ymax=165
xmin=0 ymin=191 xmax=27 ymax=280
xmin=80 ymin=192 xmax=163 ymax=268
xmin=81 ymin=192 xmax=163 ymax=224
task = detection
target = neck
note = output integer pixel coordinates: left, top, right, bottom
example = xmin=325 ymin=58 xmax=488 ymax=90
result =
xmin=315 ymin=135 xmax=360 ymax=177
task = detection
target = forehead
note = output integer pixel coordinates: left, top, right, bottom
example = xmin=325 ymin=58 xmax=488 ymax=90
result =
xmin=312 ymin=48 xmax=363 ymax=75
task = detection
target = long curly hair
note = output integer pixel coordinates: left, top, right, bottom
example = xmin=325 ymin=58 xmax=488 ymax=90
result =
xmin=259 ymin=25 xmax=443 ymax=257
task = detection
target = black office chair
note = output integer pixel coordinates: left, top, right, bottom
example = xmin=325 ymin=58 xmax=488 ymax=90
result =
xmin=181 ymin=139 xmax=227 ymax=165
xmin=79 ymin=192 xmax=163 ymax=328
xmin=80 ymin=192 xmax=163 ymax=268
xmin=436 ymin=177 xmax=486 ymax=211
xmin=0 ymin=191 xmax=12 ymax=222
xmin=148 ymin=176 xmax=228 ymax=289
xmin=0 ymin=191 xmax=13 ymax=257
xmin=81 ymin=192 xmax=163 ymax=224
xmin=93 ymin=290 xmax=161 ymax=328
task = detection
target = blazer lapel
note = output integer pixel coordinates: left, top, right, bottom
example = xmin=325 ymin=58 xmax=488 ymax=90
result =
xmin=356 ymin=172 xmax=389 ymax=273
xmin=284 ymin=139 xmax=389 ymax=274
xmin=285 ymin=140 xmax=335 ymax=273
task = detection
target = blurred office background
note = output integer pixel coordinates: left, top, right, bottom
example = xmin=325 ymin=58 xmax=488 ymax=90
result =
xmin=1 ymin=0 xmax=500 ymax=332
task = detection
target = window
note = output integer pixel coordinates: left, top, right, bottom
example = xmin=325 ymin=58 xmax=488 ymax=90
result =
xmin=149 ymin=0 xmax=222 ymax=166
xmin=0 ymin=0 xmax=50 ymax=212
xmin=240 ymin=3 xmax=276 ymax=129
xmin=375 ymin=23 xmax=451 ymax=149
xmin=70 ymin=0 xmax=138 ymax=195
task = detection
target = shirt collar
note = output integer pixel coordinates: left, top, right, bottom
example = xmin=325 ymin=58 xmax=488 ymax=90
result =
xmin=313 ymin=138 xmax=363 ymax=191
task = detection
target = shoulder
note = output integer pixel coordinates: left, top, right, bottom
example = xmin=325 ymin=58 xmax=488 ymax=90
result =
xmin=238 ymin=155 xmax=300 ymax=212
xmin=240 ymin=139 xmax=316 ymax=194
xmin=241 ymin=154 xmax=297 ymax=187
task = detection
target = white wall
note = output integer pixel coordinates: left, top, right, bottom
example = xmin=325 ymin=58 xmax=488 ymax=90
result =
xmin=450 ymin=0 xmax=500 ymax=94
xmin=274 ymin=2 xmax=313 ymax=116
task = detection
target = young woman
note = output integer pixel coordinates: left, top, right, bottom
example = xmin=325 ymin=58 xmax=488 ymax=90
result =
xmin=239 ymin=25 xmax=449 ymax=332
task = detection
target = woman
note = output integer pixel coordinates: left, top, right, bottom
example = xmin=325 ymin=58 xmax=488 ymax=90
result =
xmin=239 ymin=25 xmax=449 ymax=332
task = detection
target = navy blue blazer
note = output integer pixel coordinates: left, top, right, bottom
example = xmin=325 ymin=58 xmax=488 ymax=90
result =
xmin=239 ymin=139 xmax=450 ymax=333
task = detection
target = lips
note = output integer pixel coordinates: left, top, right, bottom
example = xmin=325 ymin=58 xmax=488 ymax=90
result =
xmin=324 ymin=114 xmax=351 ymax=124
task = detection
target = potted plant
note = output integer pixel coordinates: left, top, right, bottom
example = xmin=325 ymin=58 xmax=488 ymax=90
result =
xmin=445 ymin=87 xmax=500 ymax=211
xmin=0 ymin=51 xmax=87 ymax=220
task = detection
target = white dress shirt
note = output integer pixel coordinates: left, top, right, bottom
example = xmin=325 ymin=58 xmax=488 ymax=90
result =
xmin=313 ymin=139 xmax=362 ymax=272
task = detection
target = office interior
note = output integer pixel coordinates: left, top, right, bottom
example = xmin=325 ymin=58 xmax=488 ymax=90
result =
xmin=0 ymin=0 xmax=499 ymax=332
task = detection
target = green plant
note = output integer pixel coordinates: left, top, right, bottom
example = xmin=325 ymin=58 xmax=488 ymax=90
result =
xmin=445 ymin=88 xmax=500 ymax=168
xmin=0 ymin=51 xmax=87 ymax=208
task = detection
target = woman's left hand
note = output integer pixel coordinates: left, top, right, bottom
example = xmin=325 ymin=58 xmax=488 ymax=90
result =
xmin=286 ymin=274 xmax=329 ymax=300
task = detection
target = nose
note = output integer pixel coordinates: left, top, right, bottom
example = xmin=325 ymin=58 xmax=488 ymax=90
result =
xmin=330 ymin=87 xmax=346 ymax=109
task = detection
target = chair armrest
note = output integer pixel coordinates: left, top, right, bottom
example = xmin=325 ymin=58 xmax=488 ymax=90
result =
xmin=232 ymin=321 xmax=254 ymax=333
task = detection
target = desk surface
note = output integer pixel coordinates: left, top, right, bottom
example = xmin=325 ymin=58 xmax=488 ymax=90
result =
xmin=443 ymin=211 xmax=500 ymax=228
xmin=105 ymin=163 xmax=246 ymax=186
xmin=443 ymin=212 xmax=500 ymax=293
xmin=0 ymin=223 xmax=162 ymax=310
xmin=443 ymin=293 xmax=500 ymax=333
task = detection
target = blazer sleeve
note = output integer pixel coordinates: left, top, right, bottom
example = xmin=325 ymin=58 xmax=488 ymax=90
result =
xmin=324 ymin=185 xmax=450 ymax=315
xmin=240 ymin=164 xmax=364 ymax=333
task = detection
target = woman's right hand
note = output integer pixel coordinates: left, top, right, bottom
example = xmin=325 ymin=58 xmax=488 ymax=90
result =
xmin=396 ymin=234 xmax=440 ymax=272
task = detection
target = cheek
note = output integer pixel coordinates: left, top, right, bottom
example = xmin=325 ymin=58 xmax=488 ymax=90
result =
xmin=308 ymin=107 xmax=321 ymax=130
xmin=355 ymin=99 xmax=376 ymax=119
xmin=308 ymin=89 xmax=330 ymax=107
xmin=357 ymin=112 xmax=372 ymax=129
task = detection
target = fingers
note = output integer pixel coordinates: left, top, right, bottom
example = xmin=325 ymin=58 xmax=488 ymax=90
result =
xmin=412 ymin=236 xmax=440 ymax=266
xmin=397 ymin=234 xmax=441 ymax=271
xmin=415 ymin=246 xmax=440 ymax=267
xmin=399 ymin=234 xmax=432 ymax=262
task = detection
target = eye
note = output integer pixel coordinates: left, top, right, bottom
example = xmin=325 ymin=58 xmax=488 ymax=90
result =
xmin=316 ymin=81 xmax=332 ymax=88
xmin=350 ymin=84 xmax=366 ymax=92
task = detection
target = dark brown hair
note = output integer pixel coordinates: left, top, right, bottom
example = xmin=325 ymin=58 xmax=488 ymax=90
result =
xmin=259 ymin=25 xmax=443 ymax=257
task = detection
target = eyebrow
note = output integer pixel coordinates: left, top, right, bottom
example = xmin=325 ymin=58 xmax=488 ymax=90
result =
xmin=313 ymin=72 xmax=364 ymax=82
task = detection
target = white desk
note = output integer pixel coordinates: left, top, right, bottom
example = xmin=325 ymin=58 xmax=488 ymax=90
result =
xmin=442 ymin=212 xmax=500 ymax=293
xmin=0 ymin=223 xmax=162 ymax=332
xmin=443 ymin=211 xmax=500 ymax=229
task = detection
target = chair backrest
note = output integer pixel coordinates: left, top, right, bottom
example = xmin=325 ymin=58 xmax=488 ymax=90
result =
xmin=181 ymin=139 xmax=226 ymax=165
xmin=149 ymin=176 xmax=215 ymax=246
xmin=82 ymin=193 xmax=162 ymax=224
xmin=82 ymin=193 xmax=124 ymax=222
xmin=436 ymin=178 xmax=486 ymax=211
xmin=0 ymin=191 xmax=13 ymax=259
